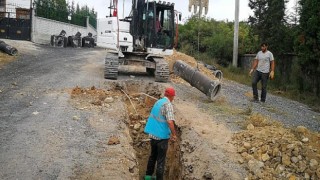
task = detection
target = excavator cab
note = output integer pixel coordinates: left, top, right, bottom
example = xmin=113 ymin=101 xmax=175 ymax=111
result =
xmin=131 ymin=1 xmax=175 ymax=53
xmin=146 ymin=2 xmax=174 ymax=49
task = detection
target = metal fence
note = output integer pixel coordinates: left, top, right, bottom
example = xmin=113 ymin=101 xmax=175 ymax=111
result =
xmin=0 ymin=10 xmax=31 ymax=40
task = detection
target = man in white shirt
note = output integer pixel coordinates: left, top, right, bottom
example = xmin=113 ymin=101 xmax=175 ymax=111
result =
xmin=249 ymin=43 xmax=275 ymax=103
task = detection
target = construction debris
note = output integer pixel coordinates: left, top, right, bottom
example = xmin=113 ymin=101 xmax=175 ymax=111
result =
xmin=0 ymin=40 xmax=18 ymax=56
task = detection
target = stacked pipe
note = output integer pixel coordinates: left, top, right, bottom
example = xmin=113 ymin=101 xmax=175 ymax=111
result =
xmin=0 ymin=40 xmax=18 ymax=56
xmin=68 ymin=32 xmax=82 ymax=48
xmin=213 ymin=70 xmax=223 ymax=80
xmin=50 ymin=30 xmax=68 ymax=47
xmin=174 ymin=60 xmax=221 ymax=101
xmin=204 ymin=64 xmax=223 ymax=80
xmin=82 ymin=32 xmax=95 ymax=48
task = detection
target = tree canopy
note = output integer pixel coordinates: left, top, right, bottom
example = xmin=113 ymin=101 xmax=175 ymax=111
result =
xmin=34 ymin=0 xmax=97 ymax=28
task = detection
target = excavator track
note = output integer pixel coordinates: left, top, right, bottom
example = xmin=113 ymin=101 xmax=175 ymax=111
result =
xmin=153 ymin=57 xmax=170 ymax=82
xmin=104 ymin=53 xmax=119 ymax=80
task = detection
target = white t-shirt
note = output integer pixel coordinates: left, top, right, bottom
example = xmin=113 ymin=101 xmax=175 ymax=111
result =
xmin=255 ymin=50 xmax=274 ymax=73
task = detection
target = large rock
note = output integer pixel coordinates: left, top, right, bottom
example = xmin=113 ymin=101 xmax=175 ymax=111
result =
xmin=275 ymin=164 xmax=285 ymax=174
xmin=291 ymin=156 xmax=299 ymax=164
xmin=302 ymin=137 xmax=309 ymax=143
xmin=261 ymin=153 xmax=270 ymax=162
xmin=296 ymin=126 xmax=308 ymax=134
xmin=247 ymin=124 xmax=254 ymax=130
xmin=316 ymin=168 xmax=320 ymax=178
xmin=104 ymin=97 xmax=114 ymax=103
xmin=133 ymin=123 xmax=142 ymax=130
xmin=248 ymin=159 xmax=264 ymax=176
xmin=282 ymin=154 xmax=291 ymax=166
xmin=243 ymin=142 xmax=251 ymax=149
xmin=309 ymin=159 xmax=319 ymax=170
xmin=108 ymin=136 xmax=120 ymax=145
xmin=272 ymin=147 xmax=280 ymax=157
xmin=297 ymin=161 xmax=307 ymax=172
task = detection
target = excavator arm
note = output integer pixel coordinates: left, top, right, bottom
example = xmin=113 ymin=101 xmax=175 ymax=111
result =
xmin=189 ymin=0 xmax=209 ymax=15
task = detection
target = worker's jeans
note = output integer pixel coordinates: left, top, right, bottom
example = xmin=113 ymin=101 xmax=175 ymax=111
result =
xmin=146 ymin=139 xmax=169 ymax=180
xmin=252 ymin=70 xmax=269 ymax=102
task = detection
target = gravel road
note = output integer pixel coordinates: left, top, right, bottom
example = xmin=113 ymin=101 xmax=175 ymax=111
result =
xmin=0 ymin=40 xmax=136 ymax=179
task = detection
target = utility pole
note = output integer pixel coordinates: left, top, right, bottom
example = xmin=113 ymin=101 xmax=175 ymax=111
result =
xmin=232 ymin=0 xmax=239 ymax=67
xmin=123 ymin=0 xmax=125 ymax=18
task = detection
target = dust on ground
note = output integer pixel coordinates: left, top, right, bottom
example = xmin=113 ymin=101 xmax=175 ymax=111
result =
xmin=0 ymin=53 xmax=16 ymax=68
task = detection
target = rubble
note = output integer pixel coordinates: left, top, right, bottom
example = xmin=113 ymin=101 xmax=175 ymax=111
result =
xmin=232 ymin=116 xmax=320 ymax=179
xmin=108 ymin=136 xmax=120 ymax=145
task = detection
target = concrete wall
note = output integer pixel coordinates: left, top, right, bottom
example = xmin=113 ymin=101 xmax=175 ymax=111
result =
xmin=239 ymin=54 xmax=256 ymax=70
xmin=31 ymin=11 xmax=97 ymax=44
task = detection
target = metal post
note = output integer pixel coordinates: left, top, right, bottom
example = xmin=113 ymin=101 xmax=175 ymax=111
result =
xmin=197 ymin=0 xmax=201 ymax=70
xmin=232 ymin=0 xmax=239 ymax=67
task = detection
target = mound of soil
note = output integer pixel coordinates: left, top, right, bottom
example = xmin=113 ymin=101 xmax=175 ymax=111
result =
xmin=232 ymin=114 xmax=320 ymax=179
xmin=163 ymin=50 xmax=218 ymax=81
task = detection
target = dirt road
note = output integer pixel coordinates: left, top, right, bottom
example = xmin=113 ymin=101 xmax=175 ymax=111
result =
xmin=0 ymin=40 xmax=319 ymax=180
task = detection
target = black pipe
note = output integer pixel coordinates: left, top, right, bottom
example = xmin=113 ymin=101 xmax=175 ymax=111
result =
xmin=0 ymin=41 xmax=18 ymax=56
xmin=213 ymin=70 xmax=223 ymax=80
xmin=174 ymin=60 xmax=221 ymax=101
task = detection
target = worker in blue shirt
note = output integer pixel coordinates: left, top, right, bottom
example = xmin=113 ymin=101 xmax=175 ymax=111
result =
xmin=144 ymin=87 xmax=177 ymax=180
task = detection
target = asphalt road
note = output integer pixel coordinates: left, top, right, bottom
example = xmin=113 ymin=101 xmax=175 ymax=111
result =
xmin=0 ymin=42 xmax=112 ymax=179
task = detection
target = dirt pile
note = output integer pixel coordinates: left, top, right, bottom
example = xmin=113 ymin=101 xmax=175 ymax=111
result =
xmin=70 ymin=86 xmax=121 ymax=109
xmin=163 ymin=50 xmax=218 ymax=81
xmin=232 ymin=114 xmax=320 ymax=179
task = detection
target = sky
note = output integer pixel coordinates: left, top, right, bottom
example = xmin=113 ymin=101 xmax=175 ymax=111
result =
xmin=72 ymin=0 xmax=297 ymax=22
xmin=12 ymin=0 xmax=297 ymax=22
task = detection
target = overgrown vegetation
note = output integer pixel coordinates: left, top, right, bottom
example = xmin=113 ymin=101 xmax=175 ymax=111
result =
xmin=177 ymin=0 xmax=319 ymax=110
xmin=34 ymin=0 xmax=97 ymax=28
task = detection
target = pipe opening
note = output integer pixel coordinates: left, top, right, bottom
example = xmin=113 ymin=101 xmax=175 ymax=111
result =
xmin=214 ymin=70 xmax=223 ymax=80
xmin=209 ymin=82 xmax=222 ymax=101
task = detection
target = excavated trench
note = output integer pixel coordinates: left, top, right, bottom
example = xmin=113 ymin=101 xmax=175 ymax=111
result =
xmin=116 ymin=81 xmax=183 ymax=179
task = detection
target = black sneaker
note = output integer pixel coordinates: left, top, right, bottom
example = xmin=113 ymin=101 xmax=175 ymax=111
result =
xmin=250 ymin=99 xmax=259 ymax=103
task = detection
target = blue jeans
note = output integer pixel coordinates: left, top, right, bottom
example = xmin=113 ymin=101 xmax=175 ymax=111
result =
xmin=146 ymin=139 xmax=169 ymax=180
xmin=252 ymin=70 xmax=269 ymax=102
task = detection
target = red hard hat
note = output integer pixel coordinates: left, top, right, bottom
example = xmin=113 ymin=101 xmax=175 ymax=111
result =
xmin=164 ymin=87 xmax=175 ymax=97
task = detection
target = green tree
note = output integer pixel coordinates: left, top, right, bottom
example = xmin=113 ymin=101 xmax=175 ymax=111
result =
xmin=296 ymin=0 xmax=320 ymax=96
xmin=178 ymin=17 xmax=247 ymax=66
xmin=248 ymin=0 xmax=290 ymax=54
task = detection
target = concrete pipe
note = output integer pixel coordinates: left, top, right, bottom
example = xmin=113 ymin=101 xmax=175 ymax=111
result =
xmin=68 ymin=32 xmax=82 ymax=48
xmin=0 ymin=40 xmax=18 ymax=56
xmin=174 ymin=60 xmax=221 ymax=101
xmin=213 ymin=70 xmax=223 ymax=80
xmin=51 ymin=30 xmax=68 ymax=47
